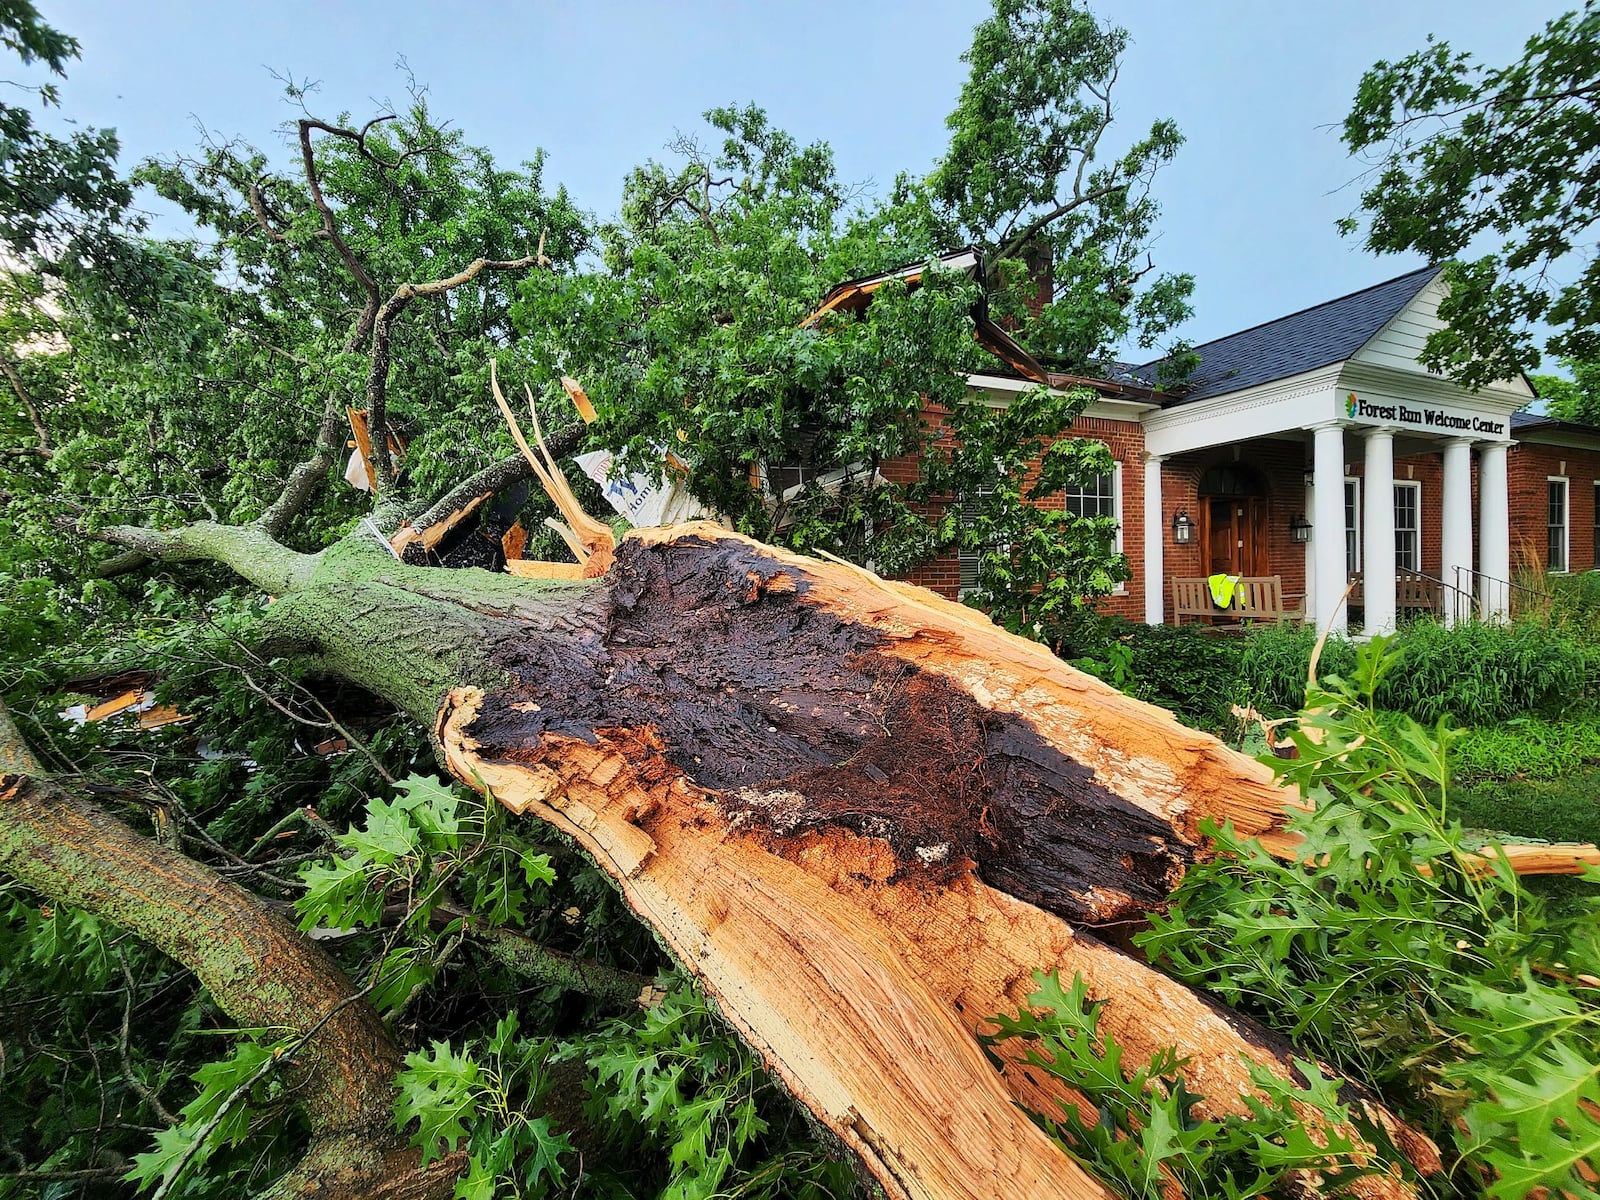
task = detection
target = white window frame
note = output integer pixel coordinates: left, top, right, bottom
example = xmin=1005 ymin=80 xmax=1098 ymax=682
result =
xmin=1111 ymin=463 xmax=1125 ymax=594
xmin=1343 ymin=476 xmax=1362 ymax=575
xmin=1061 ymin=461 xmax=1125 ymax=593
xmin=1548 ymin=476 xmax=1570 ymax=573
xmin=1394 ymin=480 xmax=1422 ymax=572
xmin=958 ymin=458 xmax=1125 ymax=597
xmin=1592 ymin=481 xmax=1599 ymax=570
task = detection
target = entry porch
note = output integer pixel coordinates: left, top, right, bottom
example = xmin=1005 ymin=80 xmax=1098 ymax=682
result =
xmin=1141 ymin=399 xmax=1515 ymax=633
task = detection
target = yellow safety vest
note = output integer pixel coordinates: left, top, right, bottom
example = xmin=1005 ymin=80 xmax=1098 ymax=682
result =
xmin=1207 ymin=573 xmax=1241 ymax=609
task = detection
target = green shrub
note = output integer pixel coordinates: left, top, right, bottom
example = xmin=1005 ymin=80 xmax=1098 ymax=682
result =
xmin=1121 ymin=624 xmax=1244 ymax=729
xmin=1234 ymin=618 xmax=1587 ymax=727
xmin=1061 ymin=610 xmax=1587 ymax=735
xmin=1059 ymin=617 xmax=1244 ymax=731
xmin=1235 ymin=623 xmax=1355 ymax=717
xmin=1512 ymin=568 xmax=1600 ymax=642
xmin=1377 ymin=619 xmax=1585 ymax=725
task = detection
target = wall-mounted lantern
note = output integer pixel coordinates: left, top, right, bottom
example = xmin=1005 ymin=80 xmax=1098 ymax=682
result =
xmin=1172 ymin=510 xmax=1195 ymax=545
xmin=1289 ymin=513 xmax=1312 ymax=544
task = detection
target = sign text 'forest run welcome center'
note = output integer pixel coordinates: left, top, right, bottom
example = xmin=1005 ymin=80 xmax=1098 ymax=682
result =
xmin=1345 ymin=391 xmax=1507 ymax=437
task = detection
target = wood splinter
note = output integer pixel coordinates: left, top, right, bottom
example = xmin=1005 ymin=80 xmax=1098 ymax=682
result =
xmin=490 ymin=360 xmax=614 ymax=577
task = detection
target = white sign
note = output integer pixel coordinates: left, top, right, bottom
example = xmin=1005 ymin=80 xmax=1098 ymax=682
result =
xmin=1344 ymin=391 xmax=1507 ymax=438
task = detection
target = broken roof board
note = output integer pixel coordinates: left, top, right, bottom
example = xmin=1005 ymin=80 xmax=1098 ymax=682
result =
xmin=799 ymin=247 xmax=1051 ymax=384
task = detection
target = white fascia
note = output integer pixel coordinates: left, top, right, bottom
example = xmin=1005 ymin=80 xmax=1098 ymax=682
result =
xmin=963 ymin=372 xmax=1158 ymax=422
xmin=1141 ymin=365 xmax=1344 ymax=459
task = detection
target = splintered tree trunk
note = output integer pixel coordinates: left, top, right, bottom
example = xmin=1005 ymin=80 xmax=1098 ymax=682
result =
xmin=241 ymin=523 xmax=1439 ymax=1199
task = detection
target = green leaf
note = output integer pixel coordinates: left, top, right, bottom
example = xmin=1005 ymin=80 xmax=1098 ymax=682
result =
xmin=395 ymin=1041 xmax=481 ymax=1165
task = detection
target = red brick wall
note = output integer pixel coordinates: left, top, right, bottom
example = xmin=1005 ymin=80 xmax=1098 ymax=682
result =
xmin=893 ymin=409 xmax=1148 ymax=620
xmin=1508 ymin=442 xmax=1600 ymax=573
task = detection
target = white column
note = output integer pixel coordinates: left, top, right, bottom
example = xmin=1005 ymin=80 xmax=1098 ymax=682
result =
xmin=1312 ymin=423 xmax=1348 ymax=635
xmin=1303 ymin=472 xmax=1317 ymax=624
xmin=1440 ymin=438 xmax=1474 ymax=625
xmin=1478 ymin=441 xmax=1511 ymax=621
xmin=1363 ymin=428 xmax=1397 ymax=635
xmin=1143 ymin=453 xmax=1165 ymax=625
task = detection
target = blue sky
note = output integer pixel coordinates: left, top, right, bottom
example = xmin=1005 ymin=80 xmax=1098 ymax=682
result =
xmin=35 ymin=0 xmax=1570 ymax=354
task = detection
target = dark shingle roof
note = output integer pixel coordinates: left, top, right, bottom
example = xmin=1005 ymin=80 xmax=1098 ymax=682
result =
xmin=1511 ymin=409 xmax=1600 ymax=438
xmin=1133 ymin=265 xmax=1441 ymax=403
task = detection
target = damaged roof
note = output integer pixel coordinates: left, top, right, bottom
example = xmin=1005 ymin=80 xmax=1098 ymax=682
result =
xmin=802 ymin=247 xmax=1052 ymax=384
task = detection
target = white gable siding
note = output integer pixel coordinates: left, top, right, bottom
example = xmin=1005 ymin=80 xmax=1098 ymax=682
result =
xmin=1351 ymin=276 xmax=1451 ymax=375
xmin=1351 ymin=275 xmax=1534 ymax=400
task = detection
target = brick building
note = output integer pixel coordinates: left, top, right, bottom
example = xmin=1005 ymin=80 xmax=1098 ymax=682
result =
xmin=835 ymin=256 xmax=1594 ymax=631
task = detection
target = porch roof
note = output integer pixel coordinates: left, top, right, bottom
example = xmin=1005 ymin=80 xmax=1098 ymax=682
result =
xmin=1131 ymin=266 xmax=1440 ymax=402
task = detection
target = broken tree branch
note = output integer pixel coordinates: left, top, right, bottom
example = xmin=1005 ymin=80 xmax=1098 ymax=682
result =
xmin=0 ymin=697 xmax=465 ymax=1200
xmin=93 ymin=520 xmax=317 ymax=595
xmin=0 ymin=353 xmax=52 ymax=460
xmin=490 ymin=361 xmax=612 ymax=574
xmin=365 ymin=244 xmax=551 ymax=489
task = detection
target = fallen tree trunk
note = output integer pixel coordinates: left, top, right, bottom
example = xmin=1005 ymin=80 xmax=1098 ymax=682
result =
xmin=98 ymin=513 xmax=1440 ymax=1200
xmin=424 ymin=525 xmax=1438 ymax=1199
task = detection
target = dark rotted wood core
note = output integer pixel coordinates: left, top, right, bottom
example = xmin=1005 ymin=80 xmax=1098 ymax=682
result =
xmin=469 ymin=536 xmax=1190 ymax=924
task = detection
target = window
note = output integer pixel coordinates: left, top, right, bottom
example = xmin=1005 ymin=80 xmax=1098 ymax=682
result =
xmin=1064 ymin=464 xmax=1125 ymax=591
xmin=957 ymin=480 xmax=998 ymax=593
xmin=1394 ymin=482 xmax=1420 ymax=571
xmin=958 ymin=460 xmax=1123 ymax=595
xmin=1549 ymin=477 xmax=1570 ymax=572
xmin=1064 ymin=471 xmax=1116 ymax=520
xmin=1593 ymin=482 xmax=1599 ymax=567
xmin=1343 ymin=478 xmax=1361 ymax=574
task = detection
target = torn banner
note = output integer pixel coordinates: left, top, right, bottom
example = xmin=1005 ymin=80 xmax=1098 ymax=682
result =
xmin=572 ymin=449 xmax=715 ymax=527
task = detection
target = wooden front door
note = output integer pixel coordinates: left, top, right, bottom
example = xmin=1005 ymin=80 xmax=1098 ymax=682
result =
xmin=1201 ymin=497 xmax=1268 ymax=576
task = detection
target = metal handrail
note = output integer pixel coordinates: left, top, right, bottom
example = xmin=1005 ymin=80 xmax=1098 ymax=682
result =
xmin=1347 ymin=568 xmax=1481 ymax=623
xmin=1399 ymin=568 xmax=1478 ymax=623
xmin=1452 ymin=565 xmax=1538 ymax=621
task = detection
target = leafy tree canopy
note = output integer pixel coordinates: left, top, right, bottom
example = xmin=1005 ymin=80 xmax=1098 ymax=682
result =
xmin=0 ymin=1 xmax=1192 ymax=1193
xmin=1340 ymin=4 xmax=1600 ymax=389
xmin=930 ymin=0 xmax=1194 ymax=370
xmin=1533 ymin=355 xmax=1600 ymax=424
xmin=0 ymin=0 xmax=129 ymax=265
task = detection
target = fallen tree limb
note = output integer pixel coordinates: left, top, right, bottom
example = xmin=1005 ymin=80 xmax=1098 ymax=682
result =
xmin=0 ymin=698 xmax=465 ymax=1200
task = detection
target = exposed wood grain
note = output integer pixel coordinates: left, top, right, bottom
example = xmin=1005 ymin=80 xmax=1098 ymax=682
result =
xmin=504 ymin=559 xmax=586 ymax=581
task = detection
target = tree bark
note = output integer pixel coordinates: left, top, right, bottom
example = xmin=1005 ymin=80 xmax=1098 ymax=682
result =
xmin=0 ymin=701 xmax=465 ymax=1200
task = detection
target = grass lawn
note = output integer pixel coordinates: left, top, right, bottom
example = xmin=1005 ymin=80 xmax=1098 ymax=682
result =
xmin=1450 ymin=764 xmax=1600 ymax=846
xmin=1449 ymin=763 xmax=1600 ymax=915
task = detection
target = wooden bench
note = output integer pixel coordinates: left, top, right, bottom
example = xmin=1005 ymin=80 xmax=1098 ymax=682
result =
xmin=1234 ymin=576 xmax=1305 ymax=622
xmin=1171 ymin=576 xmax=1304 ymax=626
xmin=1348 ymin=571 xmax=1441 ymax=618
